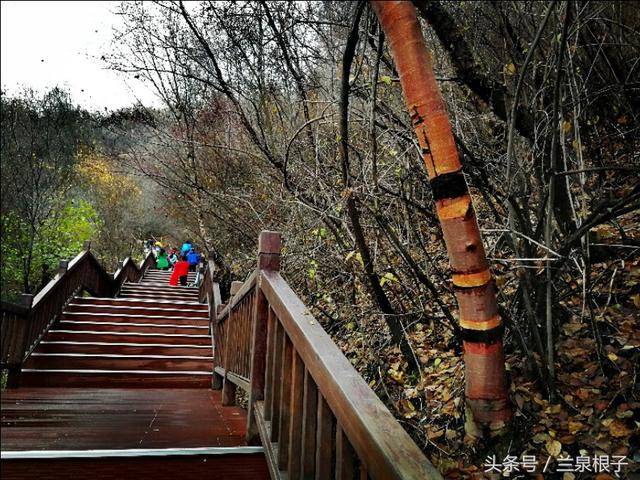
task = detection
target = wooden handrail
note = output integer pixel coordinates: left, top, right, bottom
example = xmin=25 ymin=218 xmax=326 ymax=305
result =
xmin=0 ymin=244 xmax=155 ymax=387
xmin=217 ymin=270 xmax=257 ymax=321
xmin=216 ymin=231 xmax=441 ymax=480
xmin=199 ymin=258 xmax=223 ymax=388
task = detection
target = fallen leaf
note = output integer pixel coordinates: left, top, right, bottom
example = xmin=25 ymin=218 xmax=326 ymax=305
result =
xmin=546 ymin=438 xmax=562 ymax=457
xmin=568 ymin=421 xmax=583 ymax=434
xmin=609 ymin=419 xmax=632 ymax=438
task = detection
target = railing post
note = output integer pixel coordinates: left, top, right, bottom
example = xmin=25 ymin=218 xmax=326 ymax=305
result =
xmin=230 ymin=281 xmax=243 ymax=296
xmin=58 ymin=260 xmax=69 ymax=276
xmin=246 ymin=230 xmax=281 ymax=443
xmin=7 ymin=294 xmax=34 ymax=388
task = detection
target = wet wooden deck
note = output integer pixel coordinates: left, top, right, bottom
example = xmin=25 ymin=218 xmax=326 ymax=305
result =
xmin=1 ymin=388 xmax=249 ymax=451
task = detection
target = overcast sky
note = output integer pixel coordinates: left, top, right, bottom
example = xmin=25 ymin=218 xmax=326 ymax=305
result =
xmin=1 ymin=1 xmax=161 ymax=111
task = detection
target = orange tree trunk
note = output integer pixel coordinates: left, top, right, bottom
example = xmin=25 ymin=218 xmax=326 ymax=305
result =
xmin=371 ymin=0 xmax=511 ymax=437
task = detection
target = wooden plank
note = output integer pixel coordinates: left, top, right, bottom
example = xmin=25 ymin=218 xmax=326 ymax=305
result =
xmin=222 ymin=301 xmax=237 ymax=406
xmin=269 ymin=321 xmax=284 ymax=441
xmin=2 ymin=453 xmax=270 ymax=480
xmin=301 ymin=369 xmax=318 ymax=479
xmin=259 ymin=271 xmax=442 ymax=480
xmin=253 ymin=401 xmax=283 ymax=480
xmin=247 ymin=288 xmax=269 ymax=443
xmin=287 ymin=350 xmax=304 ymax=480
xmin=336 ymin=426 xmax=356 ymax=480
xmin=263 ymin=308 xmax=276 ymax=419
xmin=315 ymin=394 xmax=334 ymax=480
xmin=277 ymin=331 xmax=293 ymax=470
xmin=1 ymin=389 xmax=251 ymax=450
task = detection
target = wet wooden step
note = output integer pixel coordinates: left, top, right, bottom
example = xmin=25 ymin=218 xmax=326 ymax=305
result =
xmin=19 ymin=371 xmax=212 ymax=388
xmin=73 ymin=297 xmax=207 ymax=309
xmin=1 ymin=387 xmax=255 ymax=449
xmin=120 ymin=286 xmax=200 ymax=296
xmin=23 ymin=354 xmax=213 ymax=372
xmin=60 ymin=312 xmax=209 ymax=324
xmin=118 ymin=293 xmax=199 ymax=301
xmin=35 ymin=340 xmax=213 ymax=357
xmin=57 ymin=320 xmax=209 ymax=335
xmin=65 ymin=303 xmax=209 ymax=318
xmin=58 ymin=313 xmax=209 ymax=326
xmin=45 ymin=330 xmax=211 ymax=346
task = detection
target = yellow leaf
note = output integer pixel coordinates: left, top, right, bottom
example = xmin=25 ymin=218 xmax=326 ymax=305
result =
xmin=609 ymin=419 xmax=631 ymax=438
xmin=562 ymin=120 xmax=572 ymax=134
xmin=546 ymin=438 xmax=562 ymax=457
xmin=380 ymin=272 xmax=398 ymax=287
xmin=380 ymin=75 xmax=392 ymax=85
xmin=505 ymin=63 xmax=516 ymax=75
xmin=388 ymin=368 xmax=404 ymax=384
xmin=607 ymin=352 xmax=618 ymax=362
xmin=568 ymin=421 xmax=583 ymax=434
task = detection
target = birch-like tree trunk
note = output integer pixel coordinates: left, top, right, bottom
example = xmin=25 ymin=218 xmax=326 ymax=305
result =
xmin=371 ymin=0 xmax=511 ymax=438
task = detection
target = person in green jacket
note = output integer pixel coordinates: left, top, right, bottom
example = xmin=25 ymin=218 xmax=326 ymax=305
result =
xmin=156 ymin=248 xmax=170 ymax=270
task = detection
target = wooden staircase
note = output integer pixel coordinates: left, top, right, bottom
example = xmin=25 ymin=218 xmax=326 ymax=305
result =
xmin=21 ymin=269 xmax=213 ymax=388
xmin=2 ymin=233 xmax=441 ymax=480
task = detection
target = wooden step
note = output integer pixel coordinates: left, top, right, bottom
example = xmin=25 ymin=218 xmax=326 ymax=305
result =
xmin=57 ymin=320 xmax=209 ymax=335
xmin=36 ymin=341 xmax=213 ymax=357
xmin=20 ymin=370 xmax=212 ymax=388
xmin=121 ymin=283 xmax=199 ymax=291
xmin=120 ymin=286 xmax=200 ymax=296
xmin=46 ymin=330 xmax=211 ymax=345
xmin=142 ymin=275 xmax=197 ymax=281
xmin=135 ymin=284 xmax=200 ymax=290
xmin=65 ymin=303 xmax=208 ymax=318
xmin=57 ymin=313 xmax=209 ymax=326
xmin=73 ymin=297 xmax=207 ymax=309
xmin=141 ymin=272 xmax=196 ymax=282
xmin=23 ymin=354 xmax=213 ymax=372
xmin=118 ymin=292 xmax=199 ymax=301
xmin=61 ymin=312 xmax=208 ymax=324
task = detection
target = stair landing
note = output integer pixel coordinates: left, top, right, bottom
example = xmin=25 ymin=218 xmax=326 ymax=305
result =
xmin=1 ymin=388 xmax=250 ymax=450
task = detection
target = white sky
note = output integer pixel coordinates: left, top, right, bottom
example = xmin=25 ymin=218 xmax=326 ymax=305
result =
xmin=1 ymin=1 xmax=162 ymax=111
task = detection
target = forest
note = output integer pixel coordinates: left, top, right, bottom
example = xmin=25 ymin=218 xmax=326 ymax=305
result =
xmin=1 ymin=1 xmax=638 ymax=477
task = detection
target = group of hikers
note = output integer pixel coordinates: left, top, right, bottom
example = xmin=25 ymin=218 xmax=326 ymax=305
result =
xmin=145 ymin=239 xmax=202 ymax=287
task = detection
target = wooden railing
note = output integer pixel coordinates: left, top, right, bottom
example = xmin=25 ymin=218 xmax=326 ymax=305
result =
xmin=0 ymin=242 xmax=155 ymax=387
xmin=199 ymin=258 xmax=222 ymax=388
xmin=201 ymin=231 xmax=441 ymax=480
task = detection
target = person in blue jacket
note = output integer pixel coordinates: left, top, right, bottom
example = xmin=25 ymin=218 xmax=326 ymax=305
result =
xmin=181 ymin=240 xmax=192 ymax=256
xmin=186 ymin=248 xmax=201 ymax=272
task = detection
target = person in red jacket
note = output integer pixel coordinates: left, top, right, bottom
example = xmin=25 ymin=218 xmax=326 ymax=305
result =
xmin=169 ymin=255 xmax=190 ymax=286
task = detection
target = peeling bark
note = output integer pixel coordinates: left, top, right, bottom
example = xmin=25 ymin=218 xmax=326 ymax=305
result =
xmin=371 ymin=0 xmax=512 ymax=437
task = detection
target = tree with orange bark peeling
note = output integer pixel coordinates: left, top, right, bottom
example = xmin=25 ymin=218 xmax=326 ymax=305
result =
xmin=371 ymin=0 xmax=512 ymax=439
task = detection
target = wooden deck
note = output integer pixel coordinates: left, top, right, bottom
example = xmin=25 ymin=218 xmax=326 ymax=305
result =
xmin=1 ymin=388 xmax=249 ymax=451
xmin=1 ymin=388 xmax=270 ymax=480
